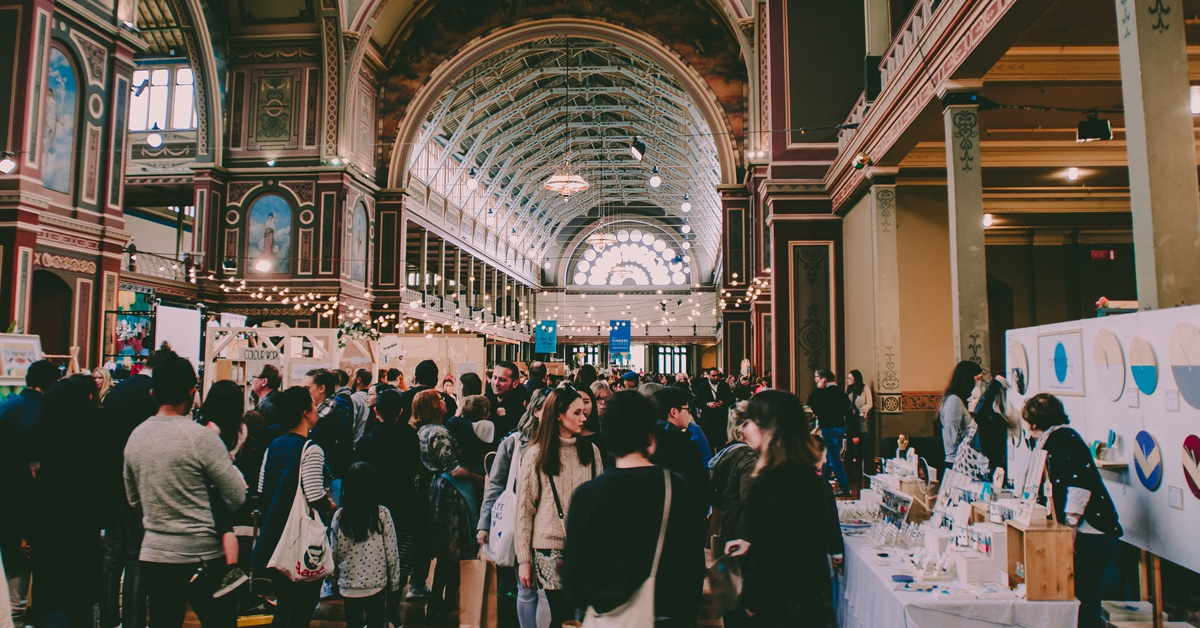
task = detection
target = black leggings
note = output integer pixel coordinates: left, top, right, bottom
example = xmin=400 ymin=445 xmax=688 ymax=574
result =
xmin=343 ymin=591 xmax=387 ymax=628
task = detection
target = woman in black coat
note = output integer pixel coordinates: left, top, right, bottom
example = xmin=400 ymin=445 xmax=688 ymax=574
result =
xmin=725 ymin=390 xmax=834 ymax=626
xmin=32 ymin=374 xmax=106 ymax=628
xmin=1022 ymin=393 xmax=1122 ymax=628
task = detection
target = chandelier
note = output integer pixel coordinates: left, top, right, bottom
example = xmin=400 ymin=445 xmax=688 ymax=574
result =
xmin=609 ymin=265 xmax=635 ymax=280
xmin=544 ymin=162 xmax=589 ymax=196
xmin=543 ymin=45 xmax=588 ymax=197
xmin=586 ymin=230 xmax=616 ymax=251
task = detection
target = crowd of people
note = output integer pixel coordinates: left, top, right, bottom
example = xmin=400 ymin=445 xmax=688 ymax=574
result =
xmin=2 ymin=349 xmax=1113 ymax=628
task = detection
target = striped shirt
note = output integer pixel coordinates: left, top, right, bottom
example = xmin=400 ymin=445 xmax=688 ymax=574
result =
xmin=258 ymin=438 xmax=327 ymax=503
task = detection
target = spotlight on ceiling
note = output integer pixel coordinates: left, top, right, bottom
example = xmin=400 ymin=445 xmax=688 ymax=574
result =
xmin=1066 ymin=167 xmax=1080 ymax=182
xmin=680 ymin=194 xmax=691 ymax=213
xmin=467 ymin=167 xmax=479 ymax=190
xmin=982 ymin=213 xmax=995 ymax=228
xmin=254 ymin=258 xmax=273 ymax=273
xmin=630 ymin=136 xmax=647 ymax=161
xmin=0 ymin=153 xmax=16 ymax=174
xmin=648 ymin=166 xmax=662 ymax=188
xmin=1076 ymin=115 xmax=1112 ymax=143
xmin=221 ymin=257 xmax=237 ymax=273
xmin=146 ymin=123 xmax=164 ymax=148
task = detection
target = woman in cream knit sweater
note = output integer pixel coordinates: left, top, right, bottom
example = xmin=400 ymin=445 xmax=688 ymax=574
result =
xmin=515 ymin=386 xmax=602 ymax=626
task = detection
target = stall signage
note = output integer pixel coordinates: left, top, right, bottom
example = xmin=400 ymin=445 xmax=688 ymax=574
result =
xmin=535 ymin=320 xmax=558 ymax=354
xmin=609 ymin=320 xmax=631 ymax=354
xmin=1090 ymin=249 xmax=1116 ymax=260
xmin=241 ymin=348 xmax=281 ymax=362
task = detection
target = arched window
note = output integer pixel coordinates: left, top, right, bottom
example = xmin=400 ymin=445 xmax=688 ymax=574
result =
xmin=348 ymin=203 xmax=368 ymax=283
xmin=571 ymin=228 xmax=691 ymax=287
xmin=247 ymin=194 xmax=293 ymax=274
xmin=42 ymin=45 xmax=79 ymax=195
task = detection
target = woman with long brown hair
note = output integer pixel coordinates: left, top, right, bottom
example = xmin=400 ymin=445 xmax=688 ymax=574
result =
xmin=725 ymin=389 xmax=835 ymax=626
xmin=514 ymin=387 xmax=602 ymax=626
xmin=411 ymin=389 xmax=482 ymax=617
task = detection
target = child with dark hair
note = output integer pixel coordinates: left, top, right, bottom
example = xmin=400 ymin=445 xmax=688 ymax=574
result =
xmin=330 ymin=462 xmax=401 ymax=628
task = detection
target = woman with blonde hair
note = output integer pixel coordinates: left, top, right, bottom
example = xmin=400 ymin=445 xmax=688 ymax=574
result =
xmin=92 ymin=367 xmax=112 ymax=405
xmin=412 ymin=389 xmax=482 ymax=617
xmin=725 ymin=390 xmax=832 ymax=626
xmin=515 ymin=388 xmax=602 ymax=626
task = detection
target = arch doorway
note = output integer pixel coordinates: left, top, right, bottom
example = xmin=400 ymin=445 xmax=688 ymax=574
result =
xmin=30 ymin=270 xmax=74 ymax=356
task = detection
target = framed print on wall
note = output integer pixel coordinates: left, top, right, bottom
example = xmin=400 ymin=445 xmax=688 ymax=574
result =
xmin=1038 ymin=330 xmax=1085 ymax=396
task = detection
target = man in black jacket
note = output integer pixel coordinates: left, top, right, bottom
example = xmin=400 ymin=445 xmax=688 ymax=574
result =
xmin=353 ymin=389 xmax=420 ymax=621
xmin=651 ymin=386 xmax=710 ymax=519
xmin=807 ymin=369 xmax=853 ymax=495
xmin=0 ymin=360 xmax=59 ymax=628
xmin=486 ymin=361 xmax=527 ymax=442
xmin=396 ymin=360 xmax=456 ymax=425
xmin=691 ymin=368 xmax=735 ymax=451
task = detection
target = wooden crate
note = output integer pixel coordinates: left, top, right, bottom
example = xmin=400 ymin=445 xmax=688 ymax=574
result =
xmin=1006 ymin=519 xmax=1075 ymax=601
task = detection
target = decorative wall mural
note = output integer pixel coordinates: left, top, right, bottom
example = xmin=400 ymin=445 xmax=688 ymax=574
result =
xmin=256 ymin=75 xmax=293 ymax=142
xmin=42 ymin=46 xmax=78 ymax=195
xmin=350 ymin=203 xmax=367 ymax=283
xmin=247 ymin=194 xmax=292 ymax=274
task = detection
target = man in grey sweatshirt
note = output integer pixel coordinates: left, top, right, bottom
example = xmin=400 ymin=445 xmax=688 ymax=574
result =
xmin=124 ymin=357 xmax=246 ymax=628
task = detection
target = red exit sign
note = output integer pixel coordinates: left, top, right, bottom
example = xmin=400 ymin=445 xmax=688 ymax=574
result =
xmin=1091 ymin=249 xmax=1116 ymax=260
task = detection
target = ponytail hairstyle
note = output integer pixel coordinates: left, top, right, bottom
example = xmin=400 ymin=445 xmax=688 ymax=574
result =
xmin=533 ymin=387 xmax=595 ymax=476
xmin=746 ymin=389 xmax=819 ymax=476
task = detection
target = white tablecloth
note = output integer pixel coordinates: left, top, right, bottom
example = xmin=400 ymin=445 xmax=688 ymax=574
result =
xmin=837 ymin=535 xmax=1078 ymax=628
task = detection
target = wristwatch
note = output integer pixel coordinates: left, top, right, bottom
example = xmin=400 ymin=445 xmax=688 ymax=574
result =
xmin=1065 ymin=514 xmax=1080 ymax=527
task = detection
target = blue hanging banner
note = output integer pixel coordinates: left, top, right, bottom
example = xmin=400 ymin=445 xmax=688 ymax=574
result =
xmin=609 ymin=320 xmax=631 ymax=354
xmin=535 ymin=320 xmax=558 ymax=354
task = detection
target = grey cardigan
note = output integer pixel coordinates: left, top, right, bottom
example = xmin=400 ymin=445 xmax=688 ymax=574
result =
xmin=940 ymin=395 xmax=974 ymax=465
xmin=478 ymin=432 xmax=528 ymax=533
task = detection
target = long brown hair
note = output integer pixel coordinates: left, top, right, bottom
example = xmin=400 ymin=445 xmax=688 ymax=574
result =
xmin=746 ymin=390 xmax=819 ymax=476
xmin=534 ymin=387 xmax=595 ymax=476
xmin=410 ymin=389 xmax=444 ymax=428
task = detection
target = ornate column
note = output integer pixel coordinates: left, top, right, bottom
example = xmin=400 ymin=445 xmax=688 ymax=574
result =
xmin=417 ymin=229 xmax=428 ymax=297
xmin=438 ymin=239 xmax=447 ymax=303
xmin=869 ymin=182 xmax=903 ymax=415
xmin=1115 ymin=0 xmax=1200 ymax=308
xmin=453 ymin=247 xmax=463 ymax=315
xmin=943 ymin=100 xmax=991 ymax=373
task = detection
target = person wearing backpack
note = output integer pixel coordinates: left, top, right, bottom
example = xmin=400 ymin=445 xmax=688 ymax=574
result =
xmin=305 ymin=369 xmax=354 ymax=504
xmin=328 ymin=463 xmax=400 ymax=628
xmin=253 ymin=387 xmax=332 ymax=628
xmin=563 ymin=390 xmax=704 ymax=628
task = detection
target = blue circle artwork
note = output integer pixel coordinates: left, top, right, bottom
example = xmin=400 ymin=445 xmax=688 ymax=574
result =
xmin=1134 ymin=430 xmax=1162 ymax=491
xmin=1130 ymin=337 xmax=1158 ymax=396
xmin=1054 ymin=342 xmax=1069 ymax=383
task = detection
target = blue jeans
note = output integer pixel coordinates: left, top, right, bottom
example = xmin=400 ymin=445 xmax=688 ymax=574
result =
xmin=516 ymin=578 xmax=550 ymax=628
xmin=821 ymin=427 xmax=849 ymax=491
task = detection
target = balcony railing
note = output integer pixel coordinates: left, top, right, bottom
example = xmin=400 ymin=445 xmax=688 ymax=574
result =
xmin=125 ymin=251 xmax=191 ymax=283
xmin=879 ymin=0 xmax=941 ymax=89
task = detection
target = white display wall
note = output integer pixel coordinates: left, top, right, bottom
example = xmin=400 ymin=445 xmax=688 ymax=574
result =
xmin=1006 ymin=304 xmax=1200 ymax=573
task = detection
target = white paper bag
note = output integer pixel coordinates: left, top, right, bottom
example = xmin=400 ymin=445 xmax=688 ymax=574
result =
xmin=267 ymin=444 xmax=334 ymax=582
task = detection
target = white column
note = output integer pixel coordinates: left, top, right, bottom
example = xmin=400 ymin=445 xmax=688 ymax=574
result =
xmin=1115 ymin=0 xmax=1200 ymax=309
xmin=870 ymin=183 xmax=903 ymax=414
xmin=943 ymin=103 xmax=991 ymax=373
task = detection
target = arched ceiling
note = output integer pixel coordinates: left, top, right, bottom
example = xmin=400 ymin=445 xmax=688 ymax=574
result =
xmin=403 ymin=34 xmax=724 ymax=281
